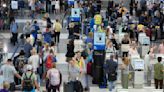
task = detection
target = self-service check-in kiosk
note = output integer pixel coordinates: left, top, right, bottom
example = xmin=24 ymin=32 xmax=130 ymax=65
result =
xmin=131 ymin=58 xmax=145 ymax=88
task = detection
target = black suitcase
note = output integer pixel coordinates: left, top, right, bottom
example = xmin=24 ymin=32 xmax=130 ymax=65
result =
xmin=63 ymin=81 xmax=74 ymax=92
xmin=74 ymin=80 xmax=83 ymax=92
xmin=92 ymin=65 xmax=103 ymax=84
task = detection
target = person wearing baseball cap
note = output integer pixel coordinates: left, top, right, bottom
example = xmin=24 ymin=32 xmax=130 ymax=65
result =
xmin=21 ymin=64 xmax=40 ymax=92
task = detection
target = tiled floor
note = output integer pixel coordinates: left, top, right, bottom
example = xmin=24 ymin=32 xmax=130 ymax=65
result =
xmin=0 ymin=17 xmax=163 ymax=92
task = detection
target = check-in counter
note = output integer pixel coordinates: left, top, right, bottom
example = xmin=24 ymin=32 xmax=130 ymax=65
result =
xmin=138 ymin=33 xmax=150 ymax=58
xmin=131 ymin=56 xmax=145 ymax=89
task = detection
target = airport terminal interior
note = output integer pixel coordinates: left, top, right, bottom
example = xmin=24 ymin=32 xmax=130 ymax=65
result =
xmin=0 ymin=0 xmax=164 ymax=92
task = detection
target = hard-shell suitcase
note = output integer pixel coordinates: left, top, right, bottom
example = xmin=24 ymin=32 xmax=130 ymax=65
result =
xmin=63 ymin=81 xmax=74 ymax=92
xmin=74 ymin=80 xmax=83 ymax=92
xmin=87 ymin=62 xmax=92 ymax=75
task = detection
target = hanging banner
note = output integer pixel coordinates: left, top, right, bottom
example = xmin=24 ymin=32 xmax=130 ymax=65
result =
xmin=94 ymin=14 xmax=102 ymax=25
xmin=11 ymin=0 xmax=18 ymax=10
xmin=94 ymin=32 xmax=106 ymax=50
xmin=68 ymin=0 xmax=75 ymax=5
xmin=71 ymin=8 xmax=80 ymax=22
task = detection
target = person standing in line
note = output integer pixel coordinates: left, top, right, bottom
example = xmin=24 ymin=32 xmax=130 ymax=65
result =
xmin=67 ymin=22 xmax=75 ymax=39
xmin=0 ymin=59 xmax=21 ymax=92
xmin=144 ymin=45 xmax=156 ymax=86
xmin=104 ymin=55 xmax=118 ymax=92
xmin=51 ymin=0 xmax=56 ymax=14
xmin=53 ymin=19 xmax=62 ymax=44
xmin=154 ymin=57 xmax=163 ymax=89
xmin=144 ymin=51 xmax=151 ymax=86
xmin=69 ymin=51 xmax=86 ymax=90
xmin=55 ymin=0 xmax=60 ymax=14
xmin=120 ymin=57 xmax=130 ymax=89
xmin=158 ymin=40 xmax=164 ymax=54
xmin=65 ymin=39 xmax=75 ymax=63
xmin=10 ymin=19 xmax=18 ymax=46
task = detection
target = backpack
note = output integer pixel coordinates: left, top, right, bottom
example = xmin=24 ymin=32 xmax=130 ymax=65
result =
xmin=49 ymin=70 xmax=60 ymax=86
xmin=17 ymin=56 xmax=26 ymax=73
xmin=23 ymin=73 xmax=33 ymax=91
xmin=46 ymin=55 xmax=56 ymax=69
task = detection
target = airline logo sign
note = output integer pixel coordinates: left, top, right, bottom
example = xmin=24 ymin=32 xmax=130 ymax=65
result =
xmin=94 ymin=14 xmax=102 ymax=25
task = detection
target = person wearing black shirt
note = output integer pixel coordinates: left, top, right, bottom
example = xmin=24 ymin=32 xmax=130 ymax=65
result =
xmin=65 ymin=39 xmax=75 ymax=62
xmin=104 ymin=55 xmax=118 ymax=92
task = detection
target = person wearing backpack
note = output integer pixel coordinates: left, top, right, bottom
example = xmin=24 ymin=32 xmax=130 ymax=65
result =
xmin=45 ymin=49 xmax=57 ymax=71
xmin=104 ymin=55 xmax=118 ymax=92
xmin=22 ymin=64 xmax=40 ymax=92
xmin=46 ymin=63 xmax=62 ymax=92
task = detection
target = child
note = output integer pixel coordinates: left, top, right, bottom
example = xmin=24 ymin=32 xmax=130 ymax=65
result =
xmin=0 ymin=82 xmax=10 ymax=92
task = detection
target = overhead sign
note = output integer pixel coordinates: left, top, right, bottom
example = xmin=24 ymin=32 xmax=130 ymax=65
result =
xmin=94 ymin=14 xmax=102 ymax=25
xmin=71 ymin=8 xmax=80 ymax=22
xmin=68 ymin=0 xmax=75 ymax=5
xmin=94 ymin=32 xmax=106 ymax=50
xmin=11 ymin=1 xmax=18 ymax=10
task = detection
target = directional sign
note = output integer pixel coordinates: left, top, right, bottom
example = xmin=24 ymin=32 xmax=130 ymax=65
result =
xmin=94 ymin=32 xmax=106 ymax=50
xmin=71 ymin=8 xmax=80 ymax=22
xmin=11 ymin=1 xmax=18 ymax=10
xmin=68 ymin=0 xmax=75 ymax=5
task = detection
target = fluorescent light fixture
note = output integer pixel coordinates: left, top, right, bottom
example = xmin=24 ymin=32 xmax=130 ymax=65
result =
xmin=3 ymin=45 xmax=8 ymax=53
xmin=2 ymin=4 xmax=7 ymax=7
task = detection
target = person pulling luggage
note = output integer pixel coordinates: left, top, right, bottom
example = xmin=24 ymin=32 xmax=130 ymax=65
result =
xmin=68 ymin=51 xmax=86 ymax=91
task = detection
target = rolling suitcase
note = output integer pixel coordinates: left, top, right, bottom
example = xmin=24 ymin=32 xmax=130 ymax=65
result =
xmin=74 ymin=80 xmax=83 ymax=92
xmin=87 ymin=62 xmax=92 ymax=75
xmin=63 ymin=81 xmax=74 ymax=92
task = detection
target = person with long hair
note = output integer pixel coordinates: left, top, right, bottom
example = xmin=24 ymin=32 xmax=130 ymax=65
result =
xmin=158 ymin=40 xmax=164 ymax=54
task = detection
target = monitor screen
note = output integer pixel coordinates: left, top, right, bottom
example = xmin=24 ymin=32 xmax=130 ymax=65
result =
xmin=134 ymin=60 xmax=144 ymax=70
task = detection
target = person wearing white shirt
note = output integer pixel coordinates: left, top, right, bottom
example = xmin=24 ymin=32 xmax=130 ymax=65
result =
xmin=28 ymin=48 xmax=42 ymax=87
xmin=144 ymin=51 xmax=151 ymax=86
xmin=128 ymin=45 xmax=139 ymax=57
xmin=0 ymin=59 xmax=21 ymax=91
xmin=106 ymin=26 xmax=113 ymax=39
xmin=55 ymin=0 xmax=60 ymax=13
xmin=42 ymin=43 xmax=51 ymax=61
xmin=28 ymin=48 xmax=40 ymax=72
